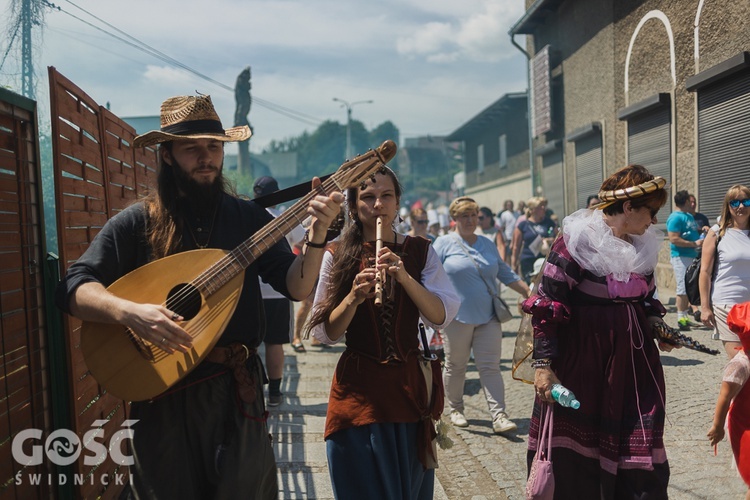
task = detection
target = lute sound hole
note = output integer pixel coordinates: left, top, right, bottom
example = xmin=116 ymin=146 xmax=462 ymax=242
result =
xmin=166 ymin=283 xmax=202 ymax=320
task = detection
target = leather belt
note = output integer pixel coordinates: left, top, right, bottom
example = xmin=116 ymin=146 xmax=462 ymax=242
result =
xmin=207 ymin=343 xmax=258 ymax=403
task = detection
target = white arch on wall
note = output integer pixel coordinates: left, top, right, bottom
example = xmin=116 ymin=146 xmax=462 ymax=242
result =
xmin=694 ymin=0 xmax=706 ymax=67
xmin=624 ymin=10 xmax=677 ymax=105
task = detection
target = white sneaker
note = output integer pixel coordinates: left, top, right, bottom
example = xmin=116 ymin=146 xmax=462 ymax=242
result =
xmin=492 ymin=413 xmax=517 ymax=434
xmin=450 ymin=410 xmax=469 ymax=428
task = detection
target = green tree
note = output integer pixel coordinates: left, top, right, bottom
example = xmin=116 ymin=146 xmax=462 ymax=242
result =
xmin=298 ymin=120 xmax=346 ymax=178
xmin=258 ymin=118 xmax=406 ymax=187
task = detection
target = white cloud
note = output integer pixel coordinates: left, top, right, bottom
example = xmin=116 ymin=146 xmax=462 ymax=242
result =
xmin=142 ymin=65 xmax=195 ymax=87
xmin=395 ymin=22 xmax=454 ymax=57
xmin=396 ymin=0 xmax=523 ymax=63
xmin=1 ymin=0 xmax=528 ymax=153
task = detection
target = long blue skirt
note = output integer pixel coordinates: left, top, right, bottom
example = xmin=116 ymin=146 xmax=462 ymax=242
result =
xmin=326 ymin=422 xmax=434 ymax=500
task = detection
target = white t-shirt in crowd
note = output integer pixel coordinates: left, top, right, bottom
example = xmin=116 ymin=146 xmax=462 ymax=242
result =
xmin=498 ymin=210 xmax=518 ymax=242
xmin=711 ymin=225 xmax=750 ymax=305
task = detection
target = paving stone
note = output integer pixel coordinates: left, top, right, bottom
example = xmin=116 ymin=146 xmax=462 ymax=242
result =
xmin=266 ymin=288 xmax=747 ymax=499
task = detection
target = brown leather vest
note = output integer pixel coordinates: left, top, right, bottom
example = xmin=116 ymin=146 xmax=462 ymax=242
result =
xmin=344 ymin=235 xmax=430 ymax=362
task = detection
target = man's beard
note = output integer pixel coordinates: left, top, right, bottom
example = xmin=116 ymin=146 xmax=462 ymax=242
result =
xmin=171 ymin=160 xmax=225 ymax=214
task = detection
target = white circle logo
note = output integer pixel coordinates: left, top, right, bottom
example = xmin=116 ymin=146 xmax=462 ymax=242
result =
xmin=45 ymin=429 xmax=81 ymax=466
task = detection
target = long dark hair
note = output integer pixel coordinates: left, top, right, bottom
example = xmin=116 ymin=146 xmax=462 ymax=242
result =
xmin=144 ymin=142 xmax=230 ymax=259
xmin=306 ymin=168 xmax=402 ymax=333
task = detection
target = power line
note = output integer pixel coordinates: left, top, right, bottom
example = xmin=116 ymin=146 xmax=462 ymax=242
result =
xmin=61 ymin=0 xmax=231 ymax=91
xmin=48 ymin=0 xmax=324 ymax=126
xmin=0 ymin=17 xmax=22 ymax=73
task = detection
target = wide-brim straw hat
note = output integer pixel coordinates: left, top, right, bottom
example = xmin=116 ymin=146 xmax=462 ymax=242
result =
xmin=133 ymin=95 xmax=251 ymax=148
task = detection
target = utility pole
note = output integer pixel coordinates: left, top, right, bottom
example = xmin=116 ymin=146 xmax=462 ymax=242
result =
xmin=13 ymin=0 xmax=49 ymax=99
xmin=332 ymin=97 xmax=373 ymax=159
xmin=21 ymin=0 xmax=34 ymax=98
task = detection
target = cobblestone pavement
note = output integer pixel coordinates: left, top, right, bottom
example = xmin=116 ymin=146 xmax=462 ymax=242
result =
xmin=267 ymin=290 xmax=746 ymax=499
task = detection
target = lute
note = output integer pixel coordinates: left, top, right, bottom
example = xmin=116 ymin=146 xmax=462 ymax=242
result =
xmin=81 ymin=140 xmax=397 ymax=401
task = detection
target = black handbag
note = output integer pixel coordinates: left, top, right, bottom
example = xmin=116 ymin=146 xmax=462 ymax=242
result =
xmin=684 ymin=233 xmax=720 ymax=306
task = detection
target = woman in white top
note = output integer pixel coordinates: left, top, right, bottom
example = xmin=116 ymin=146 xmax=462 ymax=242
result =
xmin=699 ymin=184 xmax=750 ymax=359
xmin=306 ymin=167 xmax=459 ymax=499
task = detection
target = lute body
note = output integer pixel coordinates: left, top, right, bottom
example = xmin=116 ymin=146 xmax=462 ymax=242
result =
xmin=81 ymin=249 xmax=240 ymax=401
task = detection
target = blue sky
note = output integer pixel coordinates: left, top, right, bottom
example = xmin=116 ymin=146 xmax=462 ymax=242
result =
xmin=2 ymin=0 xmax=528 ymax=154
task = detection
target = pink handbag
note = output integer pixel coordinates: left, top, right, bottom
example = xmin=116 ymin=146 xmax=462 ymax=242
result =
xmin=526 ymin=404 xmax=555 ymax=500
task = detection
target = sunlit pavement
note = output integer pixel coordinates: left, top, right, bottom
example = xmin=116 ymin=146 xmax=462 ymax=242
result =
xmin=265 ymin=290 xmax=745 ymax=499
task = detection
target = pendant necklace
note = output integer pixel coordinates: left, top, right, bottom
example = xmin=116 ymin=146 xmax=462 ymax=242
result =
xmin=187 ymin=203 xmax=218 ymax=249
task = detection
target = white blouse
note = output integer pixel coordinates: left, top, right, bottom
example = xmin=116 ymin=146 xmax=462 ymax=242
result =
xmin=310 ymin=244 xmax=459 ymax=345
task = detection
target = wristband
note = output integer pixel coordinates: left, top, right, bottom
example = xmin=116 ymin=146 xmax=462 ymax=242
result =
xmin=530 ymin=358 xmax=552 ymax=369
xmin=304 ymin=230 xmax=327 ymax=249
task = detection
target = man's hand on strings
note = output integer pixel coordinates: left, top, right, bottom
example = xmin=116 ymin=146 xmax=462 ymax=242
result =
xmin=122 ymin=303 xmax=193 ymax=354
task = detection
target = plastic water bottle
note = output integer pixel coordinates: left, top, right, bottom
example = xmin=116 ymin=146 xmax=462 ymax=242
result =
xmin=551 ymin=384 xmax=580 ymax=409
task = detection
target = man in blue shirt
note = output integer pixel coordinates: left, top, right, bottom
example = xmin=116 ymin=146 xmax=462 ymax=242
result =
xmin=666 ymin=190 xmax=703 ymax=329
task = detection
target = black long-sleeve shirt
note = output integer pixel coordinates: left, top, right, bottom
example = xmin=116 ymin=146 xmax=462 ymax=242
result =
xmin=56 ymin=192 xmax=296 ymax=351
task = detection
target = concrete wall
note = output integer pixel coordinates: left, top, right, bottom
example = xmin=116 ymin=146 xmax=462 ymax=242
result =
xmin=466 ymin=173 xmax=532 ymax=216
xmin=517 ymin=0 xmax=750 ymax=293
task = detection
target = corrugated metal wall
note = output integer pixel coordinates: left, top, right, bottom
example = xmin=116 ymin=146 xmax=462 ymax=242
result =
xmin=697 ymin=71 xmax=750 ymax=221
xmin=627 ymin=108 xmax=671 ymax=225
xmin=574 ymin=135 xmax=603 ymax=210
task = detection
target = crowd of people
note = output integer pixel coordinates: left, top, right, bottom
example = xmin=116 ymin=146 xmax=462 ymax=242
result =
xmin=55 ymin=93 xmax=750 ymax=499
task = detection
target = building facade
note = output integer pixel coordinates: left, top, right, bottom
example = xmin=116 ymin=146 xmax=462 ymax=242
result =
xmin=511 ymin=0 xmax=750 ymax=289
xmin=446 ymin=92 xmax=531 ymax=214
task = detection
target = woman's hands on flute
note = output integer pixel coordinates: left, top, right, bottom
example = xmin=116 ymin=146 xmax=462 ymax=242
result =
xmin=378 ymin=247 xmax=407 ymax=283
xmin=350 ymin=269 xmax=377 ymax=306
xmin=348 ymin=248 xmax=405 ymax=305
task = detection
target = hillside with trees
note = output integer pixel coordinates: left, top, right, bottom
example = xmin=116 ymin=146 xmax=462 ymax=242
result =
xmin=233 ymin=119 xmax=458 ymax=207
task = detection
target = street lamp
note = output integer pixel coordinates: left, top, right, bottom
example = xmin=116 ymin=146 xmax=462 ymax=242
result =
xmin=332 ymin=97 xmax=373 ymax=159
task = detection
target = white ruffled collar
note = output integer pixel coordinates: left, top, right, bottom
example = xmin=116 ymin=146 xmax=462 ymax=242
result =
xmin=562 ymin=209 xmax=663 ymax=282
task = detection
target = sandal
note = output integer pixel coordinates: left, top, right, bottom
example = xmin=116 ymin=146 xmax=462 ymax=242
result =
xmin=291 ymin=342 xmax=306 ymax=353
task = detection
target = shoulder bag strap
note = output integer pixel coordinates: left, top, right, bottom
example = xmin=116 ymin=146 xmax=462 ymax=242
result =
xmin=451 ymin=234 xmax=496 ymax=298
xmin=709 ymin=229 xmax=722 ymax=280
xmin=538 ymin=404 xmax=553 ymax=458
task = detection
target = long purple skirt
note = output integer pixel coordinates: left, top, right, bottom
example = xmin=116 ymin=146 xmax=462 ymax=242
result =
xmin=527 ymin=301 xmax=670 ymax=499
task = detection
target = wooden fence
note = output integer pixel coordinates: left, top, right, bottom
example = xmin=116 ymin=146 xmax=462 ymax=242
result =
xmin=50 ymin=67 xmax=158 ymax=499
xmin=0 ymin=88 xmax=53 ymax=500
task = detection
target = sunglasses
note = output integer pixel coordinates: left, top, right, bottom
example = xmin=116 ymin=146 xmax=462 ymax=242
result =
xmin=729 ymin=199 xmax=750 ymax=209
xmin=415 ymin=220 xmax=429 ymax=225
xmin=639 ymin=206 xmax=659 ymax=218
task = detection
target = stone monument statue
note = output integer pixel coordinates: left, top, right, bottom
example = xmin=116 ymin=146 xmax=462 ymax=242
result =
xmin=234 ymin=66 xmax=253 ymax=176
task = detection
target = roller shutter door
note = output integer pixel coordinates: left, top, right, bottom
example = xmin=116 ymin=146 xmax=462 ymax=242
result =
xmin=541 ymin=149 xmax=565 ymax=218
xmin=697 ymin=71 xmax=750 ymax=222
xmin=575 ymin=134 xmax=603 ymax=210
xmin=627 ymin=108 xmax=671 ymax=225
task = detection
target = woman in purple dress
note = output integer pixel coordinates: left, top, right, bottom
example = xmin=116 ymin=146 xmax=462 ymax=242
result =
xmin=523 ymin=165 xmax=674 ymax=498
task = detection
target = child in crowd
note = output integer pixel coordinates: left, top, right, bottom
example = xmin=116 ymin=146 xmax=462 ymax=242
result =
xmin=708 ymin=301 xmax=750 ymax=499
